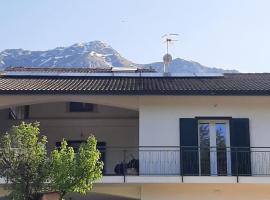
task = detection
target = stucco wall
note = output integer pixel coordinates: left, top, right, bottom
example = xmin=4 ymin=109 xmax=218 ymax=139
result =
xmin=2 ymin=183 xmax=270 ymax=200
xmin=0 ymin=95 xmax=139 ymax=111
xmin=0 ymin=101 xmax=139 ymax=175
xmin=29 ymin=102 xmax=138 ymax=119
xmin=139 ymin=96 xmax=270 ymax=146
xmin=141 ymin=184 xmax=270 ymax=200
xmin=2 ymin=95 xmax=270 ymax=176
xmin=139 ymin=96 xmax=270 ymax=175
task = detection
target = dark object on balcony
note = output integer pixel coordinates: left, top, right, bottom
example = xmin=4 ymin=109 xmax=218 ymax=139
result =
xmin=114 ymin=159 xmax=139 ymax=175
xmin=114 ymin=162 xmax=126 ymax=175
xmin=127 ymin=159 xmax=139 ymax=172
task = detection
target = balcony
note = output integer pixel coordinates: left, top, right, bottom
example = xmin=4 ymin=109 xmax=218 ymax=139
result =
xmin=2 ymin=146 xmax=270 ymax=184
xmin=98 ymin=146 xmax=270 ymax=183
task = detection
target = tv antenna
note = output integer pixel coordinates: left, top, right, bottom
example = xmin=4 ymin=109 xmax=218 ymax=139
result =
xmin=162 ymin=33 xmax=179 ymax=73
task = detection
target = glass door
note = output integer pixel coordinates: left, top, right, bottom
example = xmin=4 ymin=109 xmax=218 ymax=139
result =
xmin=198 ymin=120 xmax=231 ymax=176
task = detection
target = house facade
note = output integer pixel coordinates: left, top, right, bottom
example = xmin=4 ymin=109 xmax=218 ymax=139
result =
xmin=1 ymin=68 xmax=270 ymax=199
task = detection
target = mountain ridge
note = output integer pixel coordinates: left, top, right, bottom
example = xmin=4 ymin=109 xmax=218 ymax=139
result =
xmin=0 ymin=40 xmax=238 ymax=73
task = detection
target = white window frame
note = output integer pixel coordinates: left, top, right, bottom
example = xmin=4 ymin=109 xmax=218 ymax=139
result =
xmin=198 ymin=119 xmax=231 ymax=176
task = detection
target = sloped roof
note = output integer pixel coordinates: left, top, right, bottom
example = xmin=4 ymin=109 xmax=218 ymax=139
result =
xmin=0 ymin=73 xmax=270 ymax=95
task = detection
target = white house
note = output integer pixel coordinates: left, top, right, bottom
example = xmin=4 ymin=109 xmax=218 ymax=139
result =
xmin=1 ymin=67 xmax=270 ymax=200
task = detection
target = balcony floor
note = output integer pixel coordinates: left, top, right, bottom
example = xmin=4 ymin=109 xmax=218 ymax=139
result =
xmin=96 ymin=175 xmax=270 ymax=184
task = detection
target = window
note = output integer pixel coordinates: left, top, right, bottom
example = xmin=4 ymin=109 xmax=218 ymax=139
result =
xmin=69 ymin=102 xmax=95 ymax=112
xmin=9 ymin=105 xmax=30 ymax=120
xmin=198 ymin=120 xmax=231 ymax=176
xmin=180 ymin=117 xmax=251 ymax=176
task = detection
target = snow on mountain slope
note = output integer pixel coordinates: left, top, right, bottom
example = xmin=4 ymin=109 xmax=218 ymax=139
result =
xmin=0 ymin=40 xmax=238 ymax=73
xmin=145 ymin=58 xmax=238 ymax=73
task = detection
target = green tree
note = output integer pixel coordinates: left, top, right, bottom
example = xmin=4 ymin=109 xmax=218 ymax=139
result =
xmin=0 ymin=122 xmax=49 ymax=200
xmin=49 ymin=136 xmax=103 ymax=200
xmin=0 ymin=122 xmax=103 ymax=200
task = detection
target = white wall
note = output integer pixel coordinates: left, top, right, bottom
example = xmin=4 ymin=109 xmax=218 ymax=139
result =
xmin=139 ymin=96 xmax=270 ymax=146
xmin=29 ymin=102 xmax=138 ymax=119
xmin=139 ymin=96 xmax=270 ymax=175
xmin=2 ymin=95 xmax=270 ymax=176
xmin=38 ymin=118 xmax=138 ymax=174
xmin=0 ymin=95 xmax=139 ymax=111
xmin=141 ymin=184 xmax=270 ymax=200
xmin=0 ymin=118 xmax=139 ymax=175
xmin=0 ymin=101 xmax=139 ymax=175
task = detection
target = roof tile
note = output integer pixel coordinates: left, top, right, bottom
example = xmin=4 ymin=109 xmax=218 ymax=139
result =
xmin=0 ymin=73 xmax=270 ymax=95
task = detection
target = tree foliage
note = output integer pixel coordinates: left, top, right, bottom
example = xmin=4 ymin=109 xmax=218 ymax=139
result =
xmin=0 ymin=122 xmax=103 ymax=200
xmin=49 ymin=137 xmax=103 ymax=199
xmin=0 ymin=122 xmax=48 ymax=200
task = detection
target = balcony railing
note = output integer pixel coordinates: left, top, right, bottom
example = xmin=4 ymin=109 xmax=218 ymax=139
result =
xmin=99 ymin=146 xmax=270 ymax=177
xmin=2 ymin=146 xmax=270 ymax=177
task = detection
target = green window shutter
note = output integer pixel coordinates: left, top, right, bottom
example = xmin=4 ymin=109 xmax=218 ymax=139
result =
xmin=180 ymin=118 xmax=199 ymax=175
xmin=230 ymin=118 xmax=251 ymax=176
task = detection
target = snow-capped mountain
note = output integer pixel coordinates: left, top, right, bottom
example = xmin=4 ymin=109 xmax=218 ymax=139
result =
xmin=145 ymin=58 xmax=237 ymax=73
xmin=0 ymin=41 xmax=135 ymax=69
xmin=0 ymin=40 xmax=238 ymax=73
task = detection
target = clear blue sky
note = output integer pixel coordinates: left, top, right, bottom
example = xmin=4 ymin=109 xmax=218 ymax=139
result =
xmin=1 ymin=0 xmax=270 ymax=72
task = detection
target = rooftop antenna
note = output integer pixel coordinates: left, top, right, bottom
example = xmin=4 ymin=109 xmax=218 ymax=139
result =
xmin=162 ymin=33 xmax=178 ymax=74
